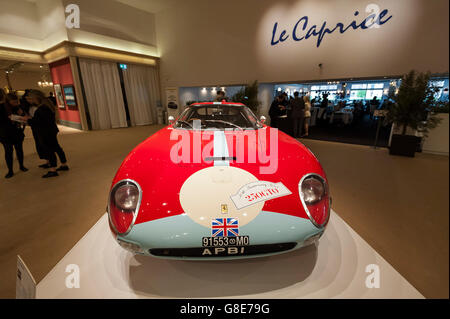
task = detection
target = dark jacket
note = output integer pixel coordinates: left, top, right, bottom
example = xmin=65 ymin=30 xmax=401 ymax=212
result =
xmin=27 ymin=104 xmax=59 ymax=140
xmin=0 ymin=103 xmax=25 ymax=144
xmin=288 ymin=97 xmax=305 ymax=118
xmin=269 ymin=99 xmax=287 ymax=118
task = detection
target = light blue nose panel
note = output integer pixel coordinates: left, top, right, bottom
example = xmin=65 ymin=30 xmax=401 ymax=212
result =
xmin=119 ymin=211 xmax=321 ymax=250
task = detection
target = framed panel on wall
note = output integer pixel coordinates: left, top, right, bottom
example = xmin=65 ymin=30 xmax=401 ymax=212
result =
xmin=63 ymin=85 xmax=78 ymax=109
xmin=54 ymin=84 xmax=65 ymax=109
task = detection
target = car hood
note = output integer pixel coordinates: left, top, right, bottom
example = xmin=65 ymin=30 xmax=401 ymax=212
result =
xmin=111 ymin=126 xmax=328 ymax=224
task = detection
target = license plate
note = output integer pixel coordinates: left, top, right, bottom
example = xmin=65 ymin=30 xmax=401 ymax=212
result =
xmin=202 ymin=236 xmax=250 ymax=247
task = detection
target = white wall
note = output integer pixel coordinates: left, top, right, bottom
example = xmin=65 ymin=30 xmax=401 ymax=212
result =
xmin=0 ymin=0 xmax=41 ymax=39
xmin=0 ymin=0 xmax=67 ymax=51
xmin=258 ymin=83 xmax=275 ymax=118
xmin=0 ymin=0 xmax=158 ymax=56
xmin=156 ymin=0 xmax=449 ymax=89
xmin=63 ymin=0 xmax=157 ymax=47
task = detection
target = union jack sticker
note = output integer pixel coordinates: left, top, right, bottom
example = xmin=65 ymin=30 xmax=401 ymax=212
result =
xmin=211 ymin=218 xmax=239 ymax=237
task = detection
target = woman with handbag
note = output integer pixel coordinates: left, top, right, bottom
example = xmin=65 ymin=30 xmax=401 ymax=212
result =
xmin=22 ymin=90 xmax=69 ymax=178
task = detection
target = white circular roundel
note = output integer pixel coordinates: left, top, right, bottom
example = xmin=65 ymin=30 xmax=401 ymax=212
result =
xmin=179 ymin=166 xmax=264 ymax=228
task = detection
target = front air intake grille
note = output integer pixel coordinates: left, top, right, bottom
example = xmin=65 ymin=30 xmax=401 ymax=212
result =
xmin=149 ymin=242 xmax=297 ymax=258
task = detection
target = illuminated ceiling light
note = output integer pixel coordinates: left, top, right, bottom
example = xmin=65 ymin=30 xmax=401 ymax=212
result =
xmin=277 ymin=87 xmax=282 ymax=91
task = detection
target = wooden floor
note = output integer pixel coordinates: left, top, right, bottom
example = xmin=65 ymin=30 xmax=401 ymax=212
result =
xmin=0 ymin=125 xmax=448 ymax=298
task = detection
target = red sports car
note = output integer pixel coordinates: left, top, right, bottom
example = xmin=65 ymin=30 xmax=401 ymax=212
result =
xmin=107 ymin=102 xmax=331 ymax=259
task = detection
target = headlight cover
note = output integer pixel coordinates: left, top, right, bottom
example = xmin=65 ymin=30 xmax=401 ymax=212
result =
xmin=108 ymin=179 xmax=142 ymax=235
xmin=114 ymin=184 xmax=140 ymax=211
xmin=299 ymin=173 xmax=330 ymax=228
xmin=301 ymin=177 xmax=325 ymax=205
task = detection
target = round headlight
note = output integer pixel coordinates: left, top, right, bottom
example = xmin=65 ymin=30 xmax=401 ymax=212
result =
xmin=108 ymin=180 xmax=141 ymax=235
xmin=301 ymin=176 xmax=325 ymax=205
xmin=114 ymin=184 xmax=140 ymax=211
xmin=299 ymin=173 xmax=330 ymax=228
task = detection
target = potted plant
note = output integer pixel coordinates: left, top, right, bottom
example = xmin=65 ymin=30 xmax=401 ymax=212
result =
xmin=386 ymin=70 xmax=441 ymax=157
xmin=232 ymin=81 xmax=261 ymax=114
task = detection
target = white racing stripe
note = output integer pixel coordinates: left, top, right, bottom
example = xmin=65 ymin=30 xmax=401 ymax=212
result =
xmin=213 ymin=130 xmax=230 ymax=166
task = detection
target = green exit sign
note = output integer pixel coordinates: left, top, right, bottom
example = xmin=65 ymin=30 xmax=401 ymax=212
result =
xmin=119 ymin=63 xmax=127 ymax=70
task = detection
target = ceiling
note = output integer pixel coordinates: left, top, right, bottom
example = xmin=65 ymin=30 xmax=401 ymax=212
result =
xmin=115 ymin=0 xmax=179 ymax=13
xmin=25 ymin=0 xmax=178 ymax=13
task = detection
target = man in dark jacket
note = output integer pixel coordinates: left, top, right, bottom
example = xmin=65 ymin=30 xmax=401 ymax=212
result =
xmin=269 ymin=94 xmax=287 ymax=128
xmin=288 ymin=91 xmax=305 ymax=137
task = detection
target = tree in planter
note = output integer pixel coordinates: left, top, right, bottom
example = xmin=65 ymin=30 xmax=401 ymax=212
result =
xmin=231 ymin=81 xmax=261 ymax=114
xmin=386 ymin=70 xmax=442 ymax=156
xmin=387 ymin=70 xmax=441 ymax=136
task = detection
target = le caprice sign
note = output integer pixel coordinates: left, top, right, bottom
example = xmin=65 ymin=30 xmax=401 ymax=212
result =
xmin=270 ymin=6 xmax=393 ymax=48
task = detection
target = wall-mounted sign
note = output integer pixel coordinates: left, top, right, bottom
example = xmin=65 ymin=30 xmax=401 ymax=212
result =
xmin=119 ymin=63 xmax=128 ymax=70
xmin=271 ymin=7 xmax=393 ymax=48
xmin=53 ymin=84 xmax=65 ymax=109
xmin=63 ymin=85 xmax=77 ymax=109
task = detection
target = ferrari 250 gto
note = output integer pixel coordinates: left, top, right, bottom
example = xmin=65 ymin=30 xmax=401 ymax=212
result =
xmin=107 ymin=101 xmax=331 ymax=259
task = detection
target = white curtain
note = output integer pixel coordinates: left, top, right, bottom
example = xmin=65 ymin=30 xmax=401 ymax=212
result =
xmin=79 ymin=58 xmax=127 ymax=130
xmin=122 ymin=64 xmax=161 ymax=126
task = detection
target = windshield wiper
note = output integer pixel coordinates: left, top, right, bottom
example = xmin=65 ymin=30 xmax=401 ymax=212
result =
xmin=204 ymin=120 xmax=244 ymax=131
xmin=176 ymin=120 xmax=193 ymax=128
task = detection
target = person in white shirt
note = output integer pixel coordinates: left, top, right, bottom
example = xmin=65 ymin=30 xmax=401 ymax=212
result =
xmin=303 ymin=95 xmax=312 ymax=137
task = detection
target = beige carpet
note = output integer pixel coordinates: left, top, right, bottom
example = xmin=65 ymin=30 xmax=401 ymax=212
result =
xmin=0 ymin=125 xmax=448 ymax=298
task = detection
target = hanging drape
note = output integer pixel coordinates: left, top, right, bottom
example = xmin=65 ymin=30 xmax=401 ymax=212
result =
xmin=122 ymin=64 xmax=161 ymax=126
xmin=79 ymin=58 xmax=127 ymax=130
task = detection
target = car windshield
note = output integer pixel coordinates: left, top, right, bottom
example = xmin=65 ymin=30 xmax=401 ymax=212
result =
xmin=174 ymin=104 xmax=261 ymax=130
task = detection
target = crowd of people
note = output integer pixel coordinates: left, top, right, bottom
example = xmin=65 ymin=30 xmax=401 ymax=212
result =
xmin=269 ymin=91 xmax=312 ymax=137
xmin=269 ymin=90 xmax=395 ymax=137
xmin=0 ymin=88 xmax=68 ymax=179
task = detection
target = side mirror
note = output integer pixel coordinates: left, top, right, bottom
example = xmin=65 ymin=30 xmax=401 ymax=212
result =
xmin=168 ymin=115 xmax=175 ymax=124
xmin=260 ymin=116 xmax=266 ymax=124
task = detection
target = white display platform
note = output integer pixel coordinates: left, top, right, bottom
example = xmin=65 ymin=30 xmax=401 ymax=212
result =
xmin=36 ymin=211 xmax=423 ymax=298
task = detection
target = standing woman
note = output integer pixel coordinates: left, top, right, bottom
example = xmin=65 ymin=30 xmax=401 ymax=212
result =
xmin=24 ymin=90 xmax=69 ymax=178
xmin=0 ymin=89 xmax=28 ymax=178
xmin=26 ymin=92 xmax=50 ymax=167
xmin=303 ymin=95 xmax=312 ymax=137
